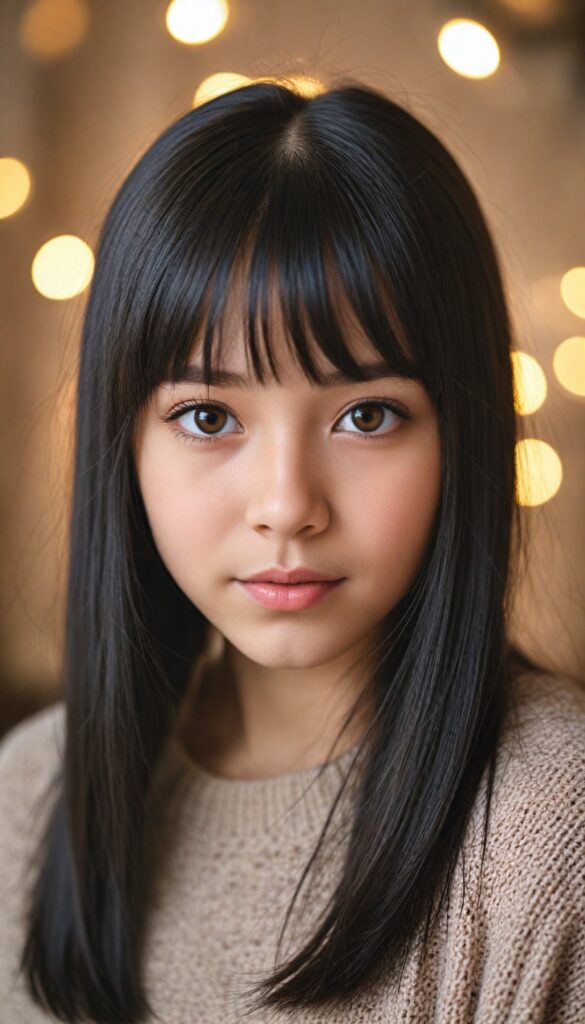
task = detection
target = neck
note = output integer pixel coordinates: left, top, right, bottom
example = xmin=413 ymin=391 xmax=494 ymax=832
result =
xmin=175 ymin=636 xmax=376 ymax=780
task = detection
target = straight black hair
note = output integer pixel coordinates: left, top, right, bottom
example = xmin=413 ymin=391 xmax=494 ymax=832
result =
xmin=20 ymin=77 xmax=548 ymax=1021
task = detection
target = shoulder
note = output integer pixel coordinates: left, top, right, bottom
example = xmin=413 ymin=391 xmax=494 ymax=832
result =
xmin=479 ymin=670 xmax=585 ymax=911
xmin=0 ymin=700 xmax=65 ymax=784
xmin=497 ymin=669 xmax=585 ymax=805
xmin=0 ymin=706 xmax=65 ymax=1019
xmin=0 ymin=701 xmax=65 ymax=839
xmin=431 ymin=674 xmax=585 ymax=1021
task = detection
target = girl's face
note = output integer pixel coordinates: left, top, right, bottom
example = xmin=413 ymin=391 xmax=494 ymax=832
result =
xmin=132 ymin=295 xmax=442 ymax=680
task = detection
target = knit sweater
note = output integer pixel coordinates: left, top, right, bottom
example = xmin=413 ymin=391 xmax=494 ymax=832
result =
xmin=1 ymin=671 xmax=584 ymax=1023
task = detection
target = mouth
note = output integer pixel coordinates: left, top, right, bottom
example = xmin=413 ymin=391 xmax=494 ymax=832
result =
xmin=240 ymin=566 xmax=344 ymax=585
xmin=236 ymin=578 xmax=345 ymax=612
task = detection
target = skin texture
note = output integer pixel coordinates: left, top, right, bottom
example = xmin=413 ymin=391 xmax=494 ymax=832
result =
xmin=132 ymin=290 xmax=442 ymax=779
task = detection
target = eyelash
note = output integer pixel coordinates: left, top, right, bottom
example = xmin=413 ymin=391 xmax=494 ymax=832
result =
xmin=164 ymin=397 xmax=413 ymax=446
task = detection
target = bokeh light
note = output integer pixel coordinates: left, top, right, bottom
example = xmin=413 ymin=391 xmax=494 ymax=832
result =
xmin=496 ymin=0 xmax=562 ymax=27
xmin=553 ymin=336 xmax=585 ymax=397
xmin=256 ymin=74 xmax=325 ymax=97
xmin=31 ymin=234 xmax=94 ymax=300
xmin=0 ymin=158 xmax=32 ymax=218
xmin=515 ymin=438 xmax=562 ymax=506
xmin=511 ymin=350 xmax=547 ymax=415
xmin=288 ymin=75 xmax=324 ymax=97
xmin=560 ymin=267 xmax=585 ymax=319
xmin=437 ymin=19 xmax=500 ymax=78
xmin=19 ymin=0 xmax=90 ymax=60
xmin=193 ymin=72 xmax=324 ymax=107
xmin=194 ymin=72 xmax=252 ymax=106
xmin=166 ymin=0 xmax=228 ymax=45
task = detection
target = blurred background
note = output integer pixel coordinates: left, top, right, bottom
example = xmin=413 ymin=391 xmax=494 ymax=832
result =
xmin=1 ymin=0 xmax=584 ymax=738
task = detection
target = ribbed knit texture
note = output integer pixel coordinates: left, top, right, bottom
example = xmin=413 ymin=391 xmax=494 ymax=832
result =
xmin=1 ymin=670 xmax=584 ymax=1022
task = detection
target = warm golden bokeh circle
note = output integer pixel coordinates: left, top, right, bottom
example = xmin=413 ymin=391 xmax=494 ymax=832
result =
xmin=437 ymin=19 xmax=500 ymax=79
xmin=515 ymin=438 xmax=563 ymax=507
xmin=31 ymin=234 xmax=94 ymax=300
xmin=166 ymin=0 xmax=229 ymax=45
xmin=553 ymin=336 xmax=585 ymax=397
xmin=193 ymin=72 xmax=252 ymax=106
xmin=497 ymin=0 xmax=564 ymax=26
xmin=511 ymin=350 xmax=547 ymax=415
xmin=560 ymin=267 xmax=585 ymax=319
xmin=0 ymin=158 xmax=32 ymax=218
xmin=19 ymin=0 xmax=90 ymax=59
xmin=193 ymin=71 xmax=324 ymax=107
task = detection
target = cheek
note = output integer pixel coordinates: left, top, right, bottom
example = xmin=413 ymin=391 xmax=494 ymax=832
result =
xmin=135 ymin=439 xmax=232 ymax=568
xmin=348 ymin=440 xmax=441 ymax=586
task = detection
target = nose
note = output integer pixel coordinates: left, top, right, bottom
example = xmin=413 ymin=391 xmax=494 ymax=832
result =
xmin=244 ymin=435 xmax=331 ymax=539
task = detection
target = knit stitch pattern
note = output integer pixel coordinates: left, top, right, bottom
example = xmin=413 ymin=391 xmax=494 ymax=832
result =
xmin=0 ymin=671 xmax=584 ymax=1022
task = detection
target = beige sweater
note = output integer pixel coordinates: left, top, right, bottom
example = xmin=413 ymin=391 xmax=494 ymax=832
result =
xmin=1 ymin=671 xmax=585 ymax=1023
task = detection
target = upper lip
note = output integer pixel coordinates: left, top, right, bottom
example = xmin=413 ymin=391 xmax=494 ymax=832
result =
xmin=240 ymin=567 xmax=343 ymax=584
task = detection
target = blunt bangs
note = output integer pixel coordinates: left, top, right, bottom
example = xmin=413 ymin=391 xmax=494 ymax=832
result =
xmin=127 ymin=183 xmax=427 ymax=409
xmin=167 ymin=229 xmax=425 ymax=394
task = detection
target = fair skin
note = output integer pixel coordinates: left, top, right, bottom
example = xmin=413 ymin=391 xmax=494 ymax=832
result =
xmin=132 ymin=288 xmax=442 ymax=779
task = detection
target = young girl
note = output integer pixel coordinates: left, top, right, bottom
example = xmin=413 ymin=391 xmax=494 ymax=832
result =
xmin=0 ymin=78 xmax=584 ymax=1024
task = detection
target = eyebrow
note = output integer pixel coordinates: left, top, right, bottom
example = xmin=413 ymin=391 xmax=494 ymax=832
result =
xmin=162 ymin=360 xmax=423 ymax=388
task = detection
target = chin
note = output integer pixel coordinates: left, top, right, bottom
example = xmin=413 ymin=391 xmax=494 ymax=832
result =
xmin=228 ymin=634 xmax=351 ymax=670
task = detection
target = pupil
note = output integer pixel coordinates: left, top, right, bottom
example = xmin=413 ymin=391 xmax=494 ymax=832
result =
xmin=196 ymin=408 xmax=223 ymax=434
xmin=354 ymin=404 xmax=381 ymax=432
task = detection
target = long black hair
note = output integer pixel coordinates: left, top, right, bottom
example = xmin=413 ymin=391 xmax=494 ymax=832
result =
xmin=20 ymin=77 xmax=548 ymax=1022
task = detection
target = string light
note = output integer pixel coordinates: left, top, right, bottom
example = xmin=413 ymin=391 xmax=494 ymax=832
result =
xmin=166 ymin=0 xmax=228 ymax=45
xmin=438 ymin=18 xmax=500 ymax=78
xmin=194 ymin=72 xmax=251 ymax=106
xmin=0 ymin=158 xmax=31 ymax=218
xmin=560 ymin=267 xmax=585 ymax=319
xmin=515 ymin=438 xmax=562 ymax=506
xmin=511 ymin=350 xmax=547 ymax=415
xmin=31 ymin=234 xmax=94 ymax=300
xmin=553 ymin=337 xmax=585 ymax=397
xmin=19 ymin=0 xmax=90 ymax=60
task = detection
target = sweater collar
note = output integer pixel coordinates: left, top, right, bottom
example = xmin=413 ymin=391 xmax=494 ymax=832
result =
xmin=158 ymin=735 xmax=361 ymax=838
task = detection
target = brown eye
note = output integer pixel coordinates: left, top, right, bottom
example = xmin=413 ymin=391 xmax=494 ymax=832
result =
xmin=350 ymin=404 xmax=385 ymax=433
xmin=193 ymin=406 xmax=227 ymax=435
xmin=336 ymin=400 xmax=405 ymax=439
xmin=167 ymin=401 xmax=239 ymax=444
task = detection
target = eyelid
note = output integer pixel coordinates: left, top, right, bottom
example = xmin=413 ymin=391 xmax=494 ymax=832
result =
xmin=163 ymin=395 xmax=413 ymax=443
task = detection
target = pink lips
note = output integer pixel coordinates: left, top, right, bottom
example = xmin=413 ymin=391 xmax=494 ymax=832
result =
xmin=237 ymin=579 xmax=344 ymax=611
xmin=236 ymin=565 xmax=345 ymax=611
xmin=242 ymin=566 xmax=341 ymax=585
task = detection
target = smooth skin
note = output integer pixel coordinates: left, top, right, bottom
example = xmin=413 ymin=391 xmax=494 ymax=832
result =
xmin=132 ymin=286 xmax=442 ymax=779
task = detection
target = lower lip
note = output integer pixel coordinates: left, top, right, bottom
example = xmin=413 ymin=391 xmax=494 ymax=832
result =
xmin=237 ymin=579 xmax=344 ymax=611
